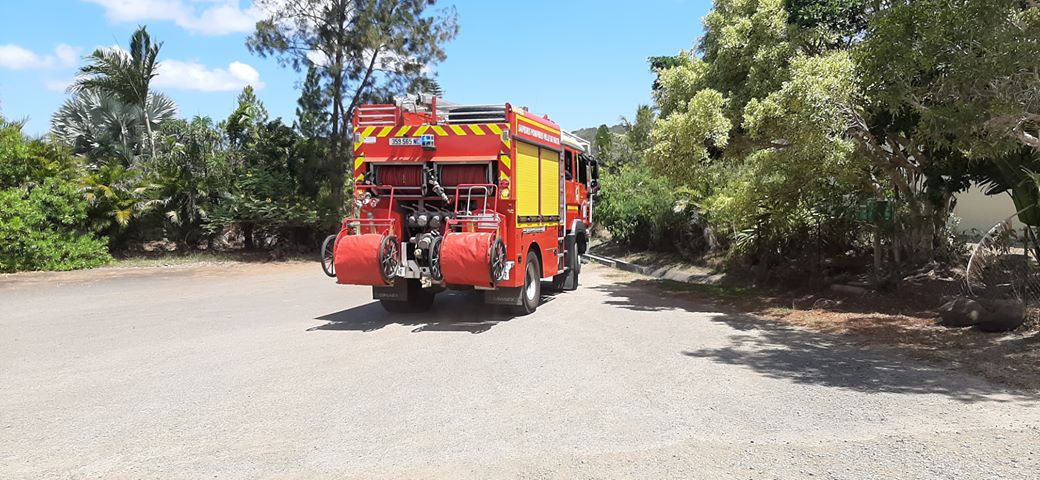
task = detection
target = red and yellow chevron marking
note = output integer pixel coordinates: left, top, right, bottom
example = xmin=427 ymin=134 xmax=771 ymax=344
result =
xmin=353 ymin=155 xmax=365 ymax=180
xmin=353 ymin=123 xmax=503 ymax=152
xmin=350 ymin=123 xmax=515 ymax=191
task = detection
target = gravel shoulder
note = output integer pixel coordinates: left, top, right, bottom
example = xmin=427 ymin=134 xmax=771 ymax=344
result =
xmin=1 ymin=262 xmax=1038 ymax=479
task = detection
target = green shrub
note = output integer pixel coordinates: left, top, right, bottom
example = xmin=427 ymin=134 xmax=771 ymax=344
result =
xmin=0 ymin=179 xmax=111 ymax=272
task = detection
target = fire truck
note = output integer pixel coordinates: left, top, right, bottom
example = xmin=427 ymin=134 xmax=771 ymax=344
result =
xmin=320 ymin=96 xmax=599 ymax=314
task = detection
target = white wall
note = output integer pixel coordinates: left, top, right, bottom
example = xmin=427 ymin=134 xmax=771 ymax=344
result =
xmin=954 ymin=185 xmax=1018 ymax=236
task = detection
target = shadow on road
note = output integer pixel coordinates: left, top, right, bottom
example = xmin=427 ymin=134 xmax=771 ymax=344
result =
xmin=311 ymin=288 xmax=559 ymax=334
xmin=593 ymin=278 xmax=1036 ymax=403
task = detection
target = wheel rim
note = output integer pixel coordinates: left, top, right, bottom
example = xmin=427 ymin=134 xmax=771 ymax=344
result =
xmin=379 ymin=236 xmax=400 ymax=282
xmin=489 ymin=239 xmax=506 ymax=285
xmin=525 ymin=262 xmax=537 ymax=302
xmin=321 ymin=234 xmax=337 ymax=277
xmin=430 ymin=237 xmax=443 ymax=281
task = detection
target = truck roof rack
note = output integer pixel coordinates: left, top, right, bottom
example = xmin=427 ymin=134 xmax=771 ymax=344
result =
xmin=446 ymin=105 xmax=508 ymax=124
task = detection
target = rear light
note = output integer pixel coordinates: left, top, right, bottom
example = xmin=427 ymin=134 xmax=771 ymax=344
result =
xmin=499 ymin=177 xmax=510 ymax=199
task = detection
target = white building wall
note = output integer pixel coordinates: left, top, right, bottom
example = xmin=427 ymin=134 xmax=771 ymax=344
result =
xmin=953 ymin=185 xmax=1018 ymax=237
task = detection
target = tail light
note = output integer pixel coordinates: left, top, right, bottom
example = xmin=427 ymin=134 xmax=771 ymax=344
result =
xmin=499 ymin=176 xmax=510 ymax=200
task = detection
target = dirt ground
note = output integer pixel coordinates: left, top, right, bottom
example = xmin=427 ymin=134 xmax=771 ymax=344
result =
xmin=590 ymin=244 xmax=1040 ymax=392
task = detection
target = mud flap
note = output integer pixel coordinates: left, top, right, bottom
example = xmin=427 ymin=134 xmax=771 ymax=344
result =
xmin=483 ymin=287 xmax=523 ymax=306
xmin=372 ymin=281 xmax=408 ymax=301
xmin=565 ymin=231 xmax=580 ymax=274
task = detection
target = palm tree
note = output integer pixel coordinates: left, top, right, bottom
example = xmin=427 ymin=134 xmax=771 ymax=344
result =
xmin=70 ymin=26 xmax=163 ymax=158
xmin=51 ymin=88 xmax=177 ymax=167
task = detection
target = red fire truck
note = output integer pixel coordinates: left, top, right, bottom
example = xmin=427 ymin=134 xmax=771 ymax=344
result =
xmin=321 ymin=96 xmax=599 ymax=314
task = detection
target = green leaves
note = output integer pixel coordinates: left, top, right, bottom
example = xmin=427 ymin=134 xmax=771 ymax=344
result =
xmin=0 ymin=126 xmax=111 ymax=273
xmin=648 ymin=89 xmax=731 ymax=187
xmin=859 ymin=0 xmax=1040 ymax=157
xmin=633 ymin=0 xmax=878 ymax=262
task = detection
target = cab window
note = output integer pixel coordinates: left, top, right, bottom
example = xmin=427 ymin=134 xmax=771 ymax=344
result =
xmin=578 ymin=154 xmax=589 ymax=184
xmin=564 ymin=150 xmax=575 ymax=181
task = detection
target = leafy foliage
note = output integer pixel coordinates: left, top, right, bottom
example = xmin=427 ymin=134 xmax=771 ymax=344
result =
xmin=52 ymin=88 xmax=177 ymax=166
xmin=71 ymin=26 xmax=165 ymax=158
xmin=247 ymin=0 xmax=459 ymax=214
xmin=860 ymin=0 xmax=1039 ymax=156
xmin=0 ymin=120 xmax=110 ymax=272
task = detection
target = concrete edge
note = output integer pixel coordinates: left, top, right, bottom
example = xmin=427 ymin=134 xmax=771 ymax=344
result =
xmin=582 ymin=253 xmax=725 ymax=285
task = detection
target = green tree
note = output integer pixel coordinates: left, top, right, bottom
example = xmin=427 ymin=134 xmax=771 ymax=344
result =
xmin=408 ymin=77 xmax=444 ymax=97
xmin=247 ymin=0 xmax=459 ymax=215
xmin=295 ymin=65 xmax=329 ymax=141
xmin=645 ymin=0 xmax=878 ymax=267
xmin=860 ymin=0 xmax=1039 ymax=156
xmin=51 ymin=88 xmax=177 ymax=166
xmin=71 ymin=26 xmax=165 ymax=159
xmin=622 ymin=105 xmax=656 ymax=154
xmin=594 ymin=124 xmax=613 ymax=159
xmin=225 ymin=86 xmax=269 ymax=149
xmin=0 ymin=118 xmax=110 ymax=272
xmin=153 ymin=117 xmax=232 ymax=247
xmin=784 ymin=0 xmax=867 ymax=52
xmin=211 ymin=88 xmax=321 ymax=249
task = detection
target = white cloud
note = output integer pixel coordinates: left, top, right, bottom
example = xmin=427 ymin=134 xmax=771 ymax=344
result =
xmin=0 ymin=43 xmax=80 ymax=70
xmin=83 ymin=0 xmax=266 ymax=35
xmin=0 ymin=45 xmax=44 ymax=70
xmin=154 ymin=59 xmax=265 ymax=91
xmin=54 ymin=44 xmax=81 ymax=67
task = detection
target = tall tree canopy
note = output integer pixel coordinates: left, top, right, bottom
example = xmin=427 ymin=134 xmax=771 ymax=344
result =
xmin=70 ymin=26 xmax=166 ymax=159
xmin=247 ymin=0 xmax=459 ymax=214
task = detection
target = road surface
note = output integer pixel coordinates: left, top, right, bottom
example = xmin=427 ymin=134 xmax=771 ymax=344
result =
xmin=1 ymin=262 xmax=1038 ymax=479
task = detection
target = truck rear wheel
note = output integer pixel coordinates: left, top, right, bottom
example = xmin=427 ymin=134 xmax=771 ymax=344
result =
xmin=514 ymin=253 xmax=541 ymax=315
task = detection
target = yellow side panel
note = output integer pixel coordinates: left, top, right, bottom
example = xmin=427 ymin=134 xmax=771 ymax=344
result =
xmin=540 ymin=149 xmax=560 ymax=217
xmin=516 ymin=142 xmax=540 ymax=217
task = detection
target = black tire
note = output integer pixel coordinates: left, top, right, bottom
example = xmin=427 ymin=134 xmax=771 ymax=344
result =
xmin=379 ymin=299 xmax=412 ymax=313
xmin=320 ymin=234 xmax=337 ymax=277
xmin=379 ymin=279 xmax=435 ymax=313
xmin=514 ymin=253 xmax=542 ymax=315
xmin=408 ymin=286 xmax=436 ymax=312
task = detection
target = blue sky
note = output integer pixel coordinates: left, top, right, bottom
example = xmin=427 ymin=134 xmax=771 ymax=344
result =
xmin=0 ymin=1 xmax=708 ymax=136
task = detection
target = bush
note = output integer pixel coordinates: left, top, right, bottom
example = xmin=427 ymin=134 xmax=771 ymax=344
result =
xmin=596 ymin=164 xmax=715 ymax=257
xmin=0 ymin=179 xmax=111 ymax=272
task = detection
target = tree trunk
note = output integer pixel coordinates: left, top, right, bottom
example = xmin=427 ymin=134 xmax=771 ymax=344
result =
xmin=328 ymin=6 xmax=348 ymax=218
xmin=144 ymin=109 xmax=156 ymax=159
xmin=873 ymin=226 xmax=882 ymax=280
xmin=243 ymin=223 xmax=255 ymax=250
xmin=328 ymin=72 xmax=345 ymax=216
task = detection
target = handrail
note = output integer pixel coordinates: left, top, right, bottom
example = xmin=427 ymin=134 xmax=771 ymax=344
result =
xmin=452 ymin=183 xmax=498 ymax=215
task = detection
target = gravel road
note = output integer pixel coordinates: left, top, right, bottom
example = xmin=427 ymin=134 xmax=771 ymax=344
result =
xmin=1 ymin=262 xmax=1038 ymax=479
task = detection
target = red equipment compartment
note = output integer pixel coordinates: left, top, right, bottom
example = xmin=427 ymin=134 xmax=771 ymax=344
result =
xmin=440 ymin=232 xmax=496 ymax=288
xmin=440 ymin=164 xmax=490 ymax=186
xmin=375 ymin=165 xmax=423 ymax=187
xmin=334 ymin=234 xmax=391 ymax=286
